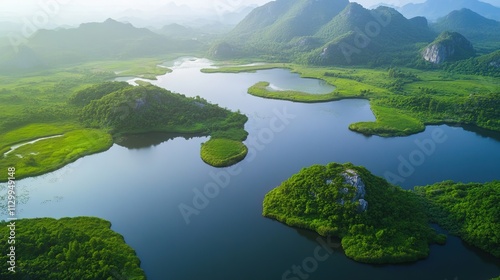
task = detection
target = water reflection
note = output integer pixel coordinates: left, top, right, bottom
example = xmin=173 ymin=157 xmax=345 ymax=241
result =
xmin=115 ymin=132 xmax=205 ymax=149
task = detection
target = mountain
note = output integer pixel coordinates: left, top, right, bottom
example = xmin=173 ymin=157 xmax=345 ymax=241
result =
xmin=212 ymin=0 xmax=436 ymax=66
xmin=422 ymin=31 xmax=475 ymax=64
xmin=432 ymin=9 xmax=500 ymax=53
xmin=399 ymin=0 xmax=500 ymax=21
xmin=226 ymin=0 xmax=349 ymax=44
xmin=0 ymin=19 xmax=203 ymax=71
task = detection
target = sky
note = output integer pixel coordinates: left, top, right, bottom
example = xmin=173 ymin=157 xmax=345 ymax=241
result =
xmin=0 ymin=0 xmax=499 ymax=24
xmin=0 ymin=0 xmax=424 ymax=17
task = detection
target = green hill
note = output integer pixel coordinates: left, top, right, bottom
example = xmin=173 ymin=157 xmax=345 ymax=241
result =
xmin=432 ymin=9 xmax=500 ymax=53
xmin=0 ymin=217 xmax=146 ymax=279
xmin=0 ymin=19 xmax=203 ymax=72
xmin=211 ymin=0 xmax=349 ymax=59
xmin=446 ymin=50 xmax=500 ymax=77
xmin=415 ymin=181 xmax=500 ymax=258
xmin=398 ymin=0 xmax=500 ymax=22
xmin=75 ymin=82 xmax=249 ymax=167
xmin=309 ymin=4 xmax=435 ymax=65
xmin=422 ymin=31 xmax=476 ymax=64
xmin=211 ymin=0 xmax=437 ymax=66
xmin=263 ymin=162 xmax=500 ymax=263
xmin=263 ymin=162 xmax=445 ymax=264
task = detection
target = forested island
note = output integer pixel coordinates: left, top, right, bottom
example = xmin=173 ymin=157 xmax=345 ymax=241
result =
xmin=263 ymin=162 xmax=499 ymax=263
xmin=73 ymin=82 xmax=248 ymax=168
xmin=0 ymin=217 xmax=146 ymax=279
xmin=0 ymin=77 xmax=248 ymax=182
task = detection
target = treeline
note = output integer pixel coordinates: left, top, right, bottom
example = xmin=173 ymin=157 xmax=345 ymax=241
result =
xmin=375 ymin=92 xmax=500 ymax=131
xmin=445 ymin=51 xmax=500 ymax=77
xmin=415 ymin=181 xmax=500 ymax=258
xmin=263 ymin=163 xmax=444 ymax=264
xmin=0 ymin=217 xmax=146 ymax=279
xmin=73 ymin=83 xmax=247 ymax=140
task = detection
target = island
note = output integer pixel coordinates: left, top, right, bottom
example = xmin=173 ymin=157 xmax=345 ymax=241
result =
xmin=0 ymin=217 xmax=146 ymax=279
xmin=204 ymin=64 xmax=499 ymax=137
xmin=0 ymin=80 xmax=248 ymax=182
xmin=263 ymin=162 xmax=499 ymax=264
xmin=75 ymin=82 xmax=248 ymax=168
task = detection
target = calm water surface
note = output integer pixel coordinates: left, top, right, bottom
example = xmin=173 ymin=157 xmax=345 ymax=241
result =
xmin=3 ymin=58 xmax=499 ymax=280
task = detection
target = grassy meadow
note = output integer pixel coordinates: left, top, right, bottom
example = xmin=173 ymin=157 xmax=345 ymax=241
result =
xmin=204 ymin=64 xmax=500 ymax=137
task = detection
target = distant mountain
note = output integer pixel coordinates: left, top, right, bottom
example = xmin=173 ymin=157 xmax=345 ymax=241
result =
xmin=432 ymin=9 xmax=500 ymax=52
xmin=158 ymin=23 xmax=199 ymax=39
xmin=399 ymin=0 xmax=500 ymax=21
xmin=422 ymin=31 xmax=475 ymax=64
xmin=228 ymin=0 xmax=349 ymax=43
xmin=211 ymin=0 xmax=436 ymax=66
xmin=0 ymin=19 xmax=203 ymax=71
xmin=115 ymin=3 xmax=257 ymax=28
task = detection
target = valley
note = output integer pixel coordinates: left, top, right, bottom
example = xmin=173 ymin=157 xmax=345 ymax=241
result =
xmin=0 ymin=0 xmax=499 ymax=279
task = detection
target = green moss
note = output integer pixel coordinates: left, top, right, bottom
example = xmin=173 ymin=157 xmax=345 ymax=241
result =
xmin=263 ymin=162 xmax=444 ymax=264
xmin=0 ymin=217 xmax=146 ymax=280
xmin=201 ymin=138 xmax=248 ymax=167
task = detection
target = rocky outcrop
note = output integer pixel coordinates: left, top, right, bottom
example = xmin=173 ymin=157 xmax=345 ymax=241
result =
xmin=341 ymin=169 xmax=368 ymax=212
xmin=422 ymin=31 xmax=475 ymax=64
xmin=489 ymin=59 xmax=500 ymax=68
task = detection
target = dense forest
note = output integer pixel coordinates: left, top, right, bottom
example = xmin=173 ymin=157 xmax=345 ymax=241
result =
xmin=74 ymin=82 xmax=249 ymax=167
xmin=0 ymin=217 xmax=146 ymax=279
xmin=263 ymin=163 xmax=445 ymax=264
xmin=415 ymin=181 xmax=500 ymax=258
xmin=263 ymin=162 xmax=500 ymax=264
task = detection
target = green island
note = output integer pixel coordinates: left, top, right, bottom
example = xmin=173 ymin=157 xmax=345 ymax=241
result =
xmin=263 ymin=162 xmax=499 ymax=264
xmin=415 ymin=180 xmax=500 ymax=258
xmin=0 ymin=61 xmax=248 ymax=182
xmin=203 ymin=64 xmax=500 ymax=137
xmin=0 ymin=217 xmax=146 ymax=279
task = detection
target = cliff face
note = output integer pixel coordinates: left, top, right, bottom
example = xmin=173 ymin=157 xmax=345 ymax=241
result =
xmin=422 ymin=31 xmax=475 ymax=64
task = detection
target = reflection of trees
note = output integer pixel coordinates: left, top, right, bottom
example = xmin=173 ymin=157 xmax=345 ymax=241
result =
xmin=115 ymin=132 xmax=205 ymax=150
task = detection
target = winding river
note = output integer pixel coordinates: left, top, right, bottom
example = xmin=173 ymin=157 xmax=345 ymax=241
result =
xmin=2 ymin=58 xmax=499 ymax=280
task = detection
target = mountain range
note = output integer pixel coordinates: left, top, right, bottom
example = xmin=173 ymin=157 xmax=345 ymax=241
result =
xmin=0 ymin=19 xmax=203 ymax=72
xmin=398 ymin=0 xmax=500 ymax=21
xmin=211 ymin=0 xmax=433 ymax=65
xmin=2 ymin=0 xmax=499 ymax=72
xmin=432 ymin=8 xmax=500 ymax=53
xmin=211 ymin=0 xmax=499 ymax=67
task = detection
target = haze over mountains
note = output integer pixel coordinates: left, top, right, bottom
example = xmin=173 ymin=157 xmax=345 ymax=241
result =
xmin=0 ymin=19 xmax=203 ymax=72
xmin=398 ymin=0 xmax=500 ymax=21
xmin=211 ymin=0 xmax=500 ymax=67
xmin=1 ymin=0 xmax=499 ymax=72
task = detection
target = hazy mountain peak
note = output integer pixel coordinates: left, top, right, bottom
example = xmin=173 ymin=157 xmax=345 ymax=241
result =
xmin=399 ymin=0 xmax=500 ymax=21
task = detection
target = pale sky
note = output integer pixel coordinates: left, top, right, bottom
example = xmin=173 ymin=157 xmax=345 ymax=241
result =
xmin=1 ymin=0 xmax=499 ymax=22
xmin=0 ymin=0 xmax=424 ymax=17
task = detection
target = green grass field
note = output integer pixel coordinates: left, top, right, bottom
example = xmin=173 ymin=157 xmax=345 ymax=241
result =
xmin=0 ymin=57 xmax=180 ymax=181
xmin=349 ymin=105 xmax=425 ymax=137
xmin=200 ymin=138 xmax=248 ymax=167
xmin=0 ymin=127 xmax=112 ymax=181
xmin=205 ymin=63 xmax=500 ymax=137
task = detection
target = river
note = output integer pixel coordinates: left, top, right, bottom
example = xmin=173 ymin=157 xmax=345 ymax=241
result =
xmin=3 ymin=57 xmax=499 ymax=280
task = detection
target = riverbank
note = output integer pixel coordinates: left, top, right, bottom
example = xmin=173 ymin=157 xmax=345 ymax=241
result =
xmin=203 ymin=63 xmax=500 ymax=137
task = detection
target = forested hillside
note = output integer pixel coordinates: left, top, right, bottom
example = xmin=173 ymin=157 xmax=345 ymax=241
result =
xmin=263 ymin=163 xmax=446 ymax=264
xmin=0 ymin=217 xmax=146 ymax=279
xmin=415 ymin=181 xmax=500 ymax=258
xmin=0 ymin=19 xmax=203 ymax=73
